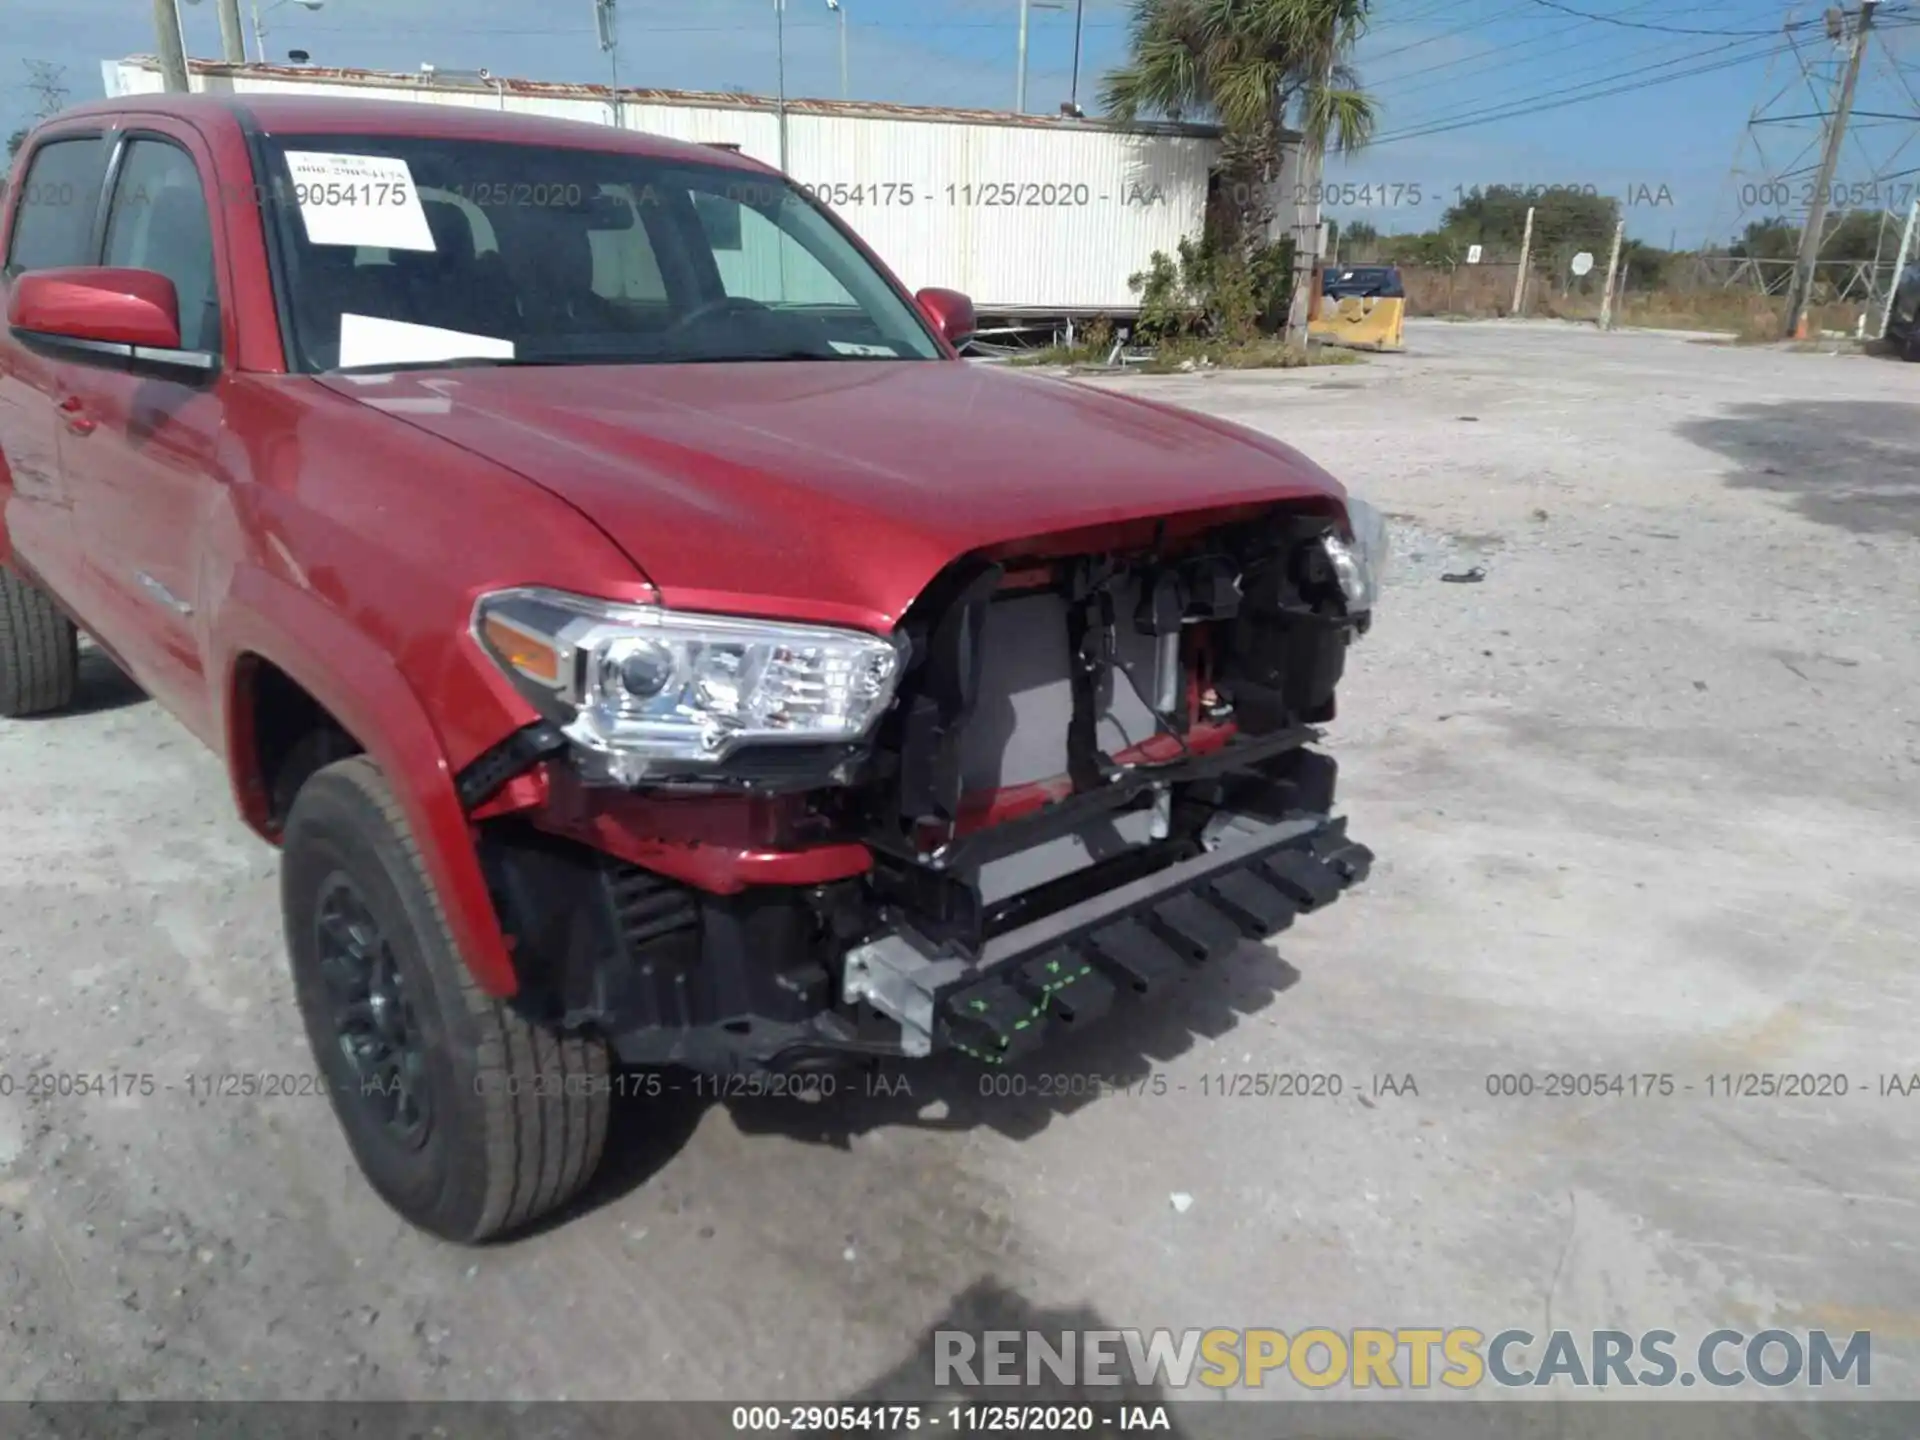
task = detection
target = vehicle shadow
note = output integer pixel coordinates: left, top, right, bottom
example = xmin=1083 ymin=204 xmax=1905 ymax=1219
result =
xmin=67 ymin=645 xmax=148 ymax=717
xmin=724 ymin=939 xmax=1305 ymax=1147
xmin=515 ymin=1077 xmax=711 ymax=1239
xmin=1678 ymin=398 xmax=1920 ymax=539
xmin=531 ymin=938 xmax=1306 ymax=1233
xmin=828 ymin=1275 xmax=1186 ymax=1415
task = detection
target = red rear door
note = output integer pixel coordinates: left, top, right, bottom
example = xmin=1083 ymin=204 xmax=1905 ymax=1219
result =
xmin=0 ymin=127 xmax=112 ymax=602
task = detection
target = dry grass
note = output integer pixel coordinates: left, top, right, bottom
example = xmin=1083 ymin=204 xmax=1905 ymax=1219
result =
xmin=1399 ymin=266 xmax=1519 ymax=319
xmin=1537 ymin=290 xmax=1871 ymax=342
xmin=1012 ymin=337 xmax=1362 ymax=372
xmin=1392 ymin=263 xmax=1880 ymax=341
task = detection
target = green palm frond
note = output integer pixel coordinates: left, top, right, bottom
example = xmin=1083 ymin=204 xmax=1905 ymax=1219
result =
xmin=1304 ymin=83 xmax=1377 ymax=154
xmin=1098 ymin=0 xmax=1376 ymax=152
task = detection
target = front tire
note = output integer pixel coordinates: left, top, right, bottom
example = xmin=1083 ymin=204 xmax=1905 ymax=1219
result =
xmin=0 ymin=564 xmax=78 ymax=718
xmin=282 ymin=756 xmax=609 ymax=1242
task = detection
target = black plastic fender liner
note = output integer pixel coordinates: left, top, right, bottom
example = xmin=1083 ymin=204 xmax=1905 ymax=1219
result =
xmin=455 ymin=720 xmax=569 ymax=810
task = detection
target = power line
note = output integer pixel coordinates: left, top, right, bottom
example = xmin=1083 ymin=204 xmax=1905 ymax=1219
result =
xmin=1370 ymin=0 xmax=1666 ymax=86
xmin=300 ymin=18 xmax=1138 ymax=38
xmin=1378 ymin=0 xmax=1743 ymax=102
xmin=1378 ymin=30 xmax=1776 ymax=135
xmin=1370 ymin=0 xmax=1485 ymax=34
xmin=1366 ymin=0 xmax=1804 ymax=114
xmin=1783 ymin=22 xmax=1865 ymax=159
xmin=1521 ymin=0 xmax=1801 ymax=35
xmin=1365 ymin=0 xmax=1548 ymax=66
xmin=1372 ymin=33 xmax=1787 ymax=143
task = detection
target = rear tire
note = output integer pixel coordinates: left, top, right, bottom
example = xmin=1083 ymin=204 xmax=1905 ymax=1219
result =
xmin=282 ymin=756 xmax=610 ymax=1243
xmin=0 ymin=564 xmax=78 ymax=718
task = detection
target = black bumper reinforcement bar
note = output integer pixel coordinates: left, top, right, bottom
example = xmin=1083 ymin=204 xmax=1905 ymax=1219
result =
xmin=841 ymin=810 xmax=1372 ymax=1062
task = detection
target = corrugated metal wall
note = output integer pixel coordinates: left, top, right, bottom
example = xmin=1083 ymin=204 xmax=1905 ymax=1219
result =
xmin=775 ymin=113 xmax=1213 ymax=313
xmin=105 ymin=60 xmax=1308 ymax=316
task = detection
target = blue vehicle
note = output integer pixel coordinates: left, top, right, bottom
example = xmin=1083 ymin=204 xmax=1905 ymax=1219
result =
xmin=1322 ymin=265 xmax=1406 ymax=301
xmin=1887 ymin=261 xmax=1920 ymax=361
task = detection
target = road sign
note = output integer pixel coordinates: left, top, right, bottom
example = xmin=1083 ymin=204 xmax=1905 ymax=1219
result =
xmin=1466 ymin=245 xmax=1483 ymax=264
xmin=1571 ymin=251 xmax=1595 ymax=277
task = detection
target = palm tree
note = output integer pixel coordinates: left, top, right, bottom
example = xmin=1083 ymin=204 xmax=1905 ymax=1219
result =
xmin=1102 ymin=0 xmax=1377 ymax=332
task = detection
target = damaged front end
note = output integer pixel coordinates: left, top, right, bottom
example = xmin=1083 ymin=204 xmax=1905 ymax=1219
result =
xmin=462 ymin=499 xmax=1385 ymax=1072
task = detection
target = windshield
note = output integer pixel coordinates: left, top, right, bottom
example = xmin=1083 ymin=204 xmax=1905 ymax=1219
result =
xmin=255 ymin=134 xmax=945 ymax=372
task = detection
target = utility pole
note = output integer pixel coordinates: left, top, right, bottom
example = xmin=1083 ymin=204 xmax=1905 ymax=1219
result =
xmin=154 ymin=0 xmax=191 ymax=91
xmin=1016 ymin=0 xmax=1029 ymax=112
xmin=775 ymin=0 xmax=789 ymax=171
xmin=1015 ymin=0 xmax=1069 ymax=114
xmin=216 ymin=0 xmax=247 ymax=63
xmin=1783 ymin=0 xmax=1877 ymax=339
xmin=1067 ymin=0 xmax=1085 ymax=113
xmin=593 ymin=0 xmax=622 ymax=128
xmin=1598 ymin=217 xmax=1626 ymax=331
xmin=1511 ymin=205 xmax=1535 ymax=316
xmin=827 ymin=0 xmax=847 ymax=100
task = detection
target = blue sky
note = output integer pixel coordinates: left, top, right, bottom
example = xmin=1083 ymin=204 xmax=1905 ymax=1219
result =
xmin=5 ymin=0 xmax=1917 ymax=246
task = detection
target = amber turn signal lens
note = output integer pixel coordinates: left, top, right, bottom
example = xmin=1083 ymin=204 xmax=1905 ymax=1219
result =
xmin=481 ymin=613 xmax=563 ymax=687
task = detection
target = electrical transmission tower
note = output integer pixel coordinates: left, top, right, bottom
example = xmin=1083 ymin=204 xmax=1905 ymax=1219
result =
xmin=23 ymin=61 xmax=70 ymax=120
xmin=1715 ymin=2 xmax=1920 ymax=336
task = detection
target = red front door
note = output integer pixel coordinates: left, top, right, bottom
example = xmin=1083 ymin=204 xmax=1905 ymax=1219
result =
xmin=56 ymin=120 xmax=236 ymax=744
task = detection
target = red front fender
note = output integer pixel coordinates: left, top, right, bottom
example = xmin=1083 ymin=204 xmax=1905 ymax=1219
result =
xmin=213 ymin=568 xmax=519 ymax=998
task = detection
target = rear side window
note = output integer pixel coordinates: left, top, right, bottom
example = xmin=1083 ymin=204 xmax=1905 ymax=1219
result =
xmin=5 ymin=136 xmax=108 ymax=275
xmin=102 ymin=139 xmax=221 ymax=353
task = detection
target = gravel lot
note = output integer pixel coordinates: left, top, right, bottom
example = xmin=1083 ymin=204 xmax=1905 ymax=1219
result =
xmin=1 ymin=319 xmax=1916 ymax=1409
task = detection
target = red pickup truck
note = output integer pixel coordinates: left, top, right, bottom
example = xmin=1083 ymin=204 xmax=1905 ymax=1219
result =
xmin=0 ymin=94 xmax=1382 ymax=1242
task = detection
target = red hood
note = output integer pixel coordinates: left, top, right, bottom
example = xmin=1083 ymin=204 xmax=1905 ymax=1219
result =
xmin=321 ymin=361 xmax=1346 ymax=632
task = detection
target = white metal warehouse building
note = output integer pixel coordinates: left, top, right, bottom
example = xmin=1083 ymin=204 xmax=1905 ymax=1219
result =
xmin=103 ymin=57 xmax=1309 ymax=323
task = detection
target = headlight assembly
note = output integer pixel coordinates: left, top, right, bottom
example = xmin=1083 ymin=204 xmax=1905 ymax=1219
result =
xmin=1322 ymin=495 xmax=1389 ymax=615
xmin=473 ymin=587 xmax=903 ymax=783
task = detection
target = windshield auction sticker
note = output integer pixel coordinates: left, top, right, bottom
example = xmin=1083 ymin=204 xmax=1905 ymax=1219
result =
xmin=284 ymin=151 xmax=436 ymax=251
xmin=336 ymin=314 xmax=515 ymax=370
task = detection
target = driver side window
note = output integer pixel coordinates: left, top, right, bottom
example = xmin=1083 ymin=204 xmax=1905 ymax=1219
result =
xmin=102 ymin=139 xmax=220 ymax=353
